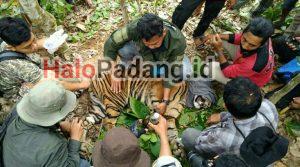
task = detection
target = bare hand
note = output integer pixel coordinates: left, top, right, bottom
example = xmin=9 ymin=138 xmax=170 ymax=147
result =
xmin=59 ymin=120 xmax=71 ymax=133
xmin=70 ymin=117 xmax=83 ymax=141
xmin=227 ymin=0 xmax=237 ymax=10
xmin=148 ymin=114 xmax=168 ymax=137
xmin=206 ymin=113 xmax=221 ymax=124
xmin=155 ymin=102 xmax=167 ymax=115
xmin=286 ymin=37 xmax=300 ymax=51
xmin=204 ymin=34 xmax=214 ymax=45
xmin=80 ymin=79 xmax=91 ymax=89
xmin=290 ymin=97 xmax=300 ymax=109
xmin=211 ymin=34 xmax=223 ymax=51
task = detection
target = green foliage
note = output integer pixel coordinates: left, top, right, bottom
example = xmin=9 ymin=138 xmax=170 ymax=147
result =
xmin=68 ymin=0 xmax=120 ymax=43
xmin=262 ymin=1 xmax=296 ymax=29
xmin=178 ymin=105 xmax=224 ymax=137
xmin=139 ymin=132 xmax=161 ymax=158
xmin=98 ymin=128 xmax=107 ymax=140
xmin=0 ymin=1 xmax=21 ymax=17
xmin=129 ymin=97 xmax=150 ymax=119
xmin=114 ymin=97 xmax=159 ymax=159
xmin=178 ymin=108 xmax=208 ymax=133
xmin=285 ymin=120 xmax=300 ymax=137
xmin=116 ymin=112 xmax=137 ymax=127
xmin=40 ymin=0 xmax=73 ymax=24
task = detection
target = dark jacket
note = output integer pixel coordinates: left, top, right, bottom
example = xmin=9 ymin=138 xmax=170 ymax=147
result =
xmin=3 ymin=116 xmax=81 ymax=167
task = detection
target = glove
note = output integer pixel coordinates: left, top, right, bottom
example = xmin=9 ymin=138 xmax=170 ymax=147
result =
xmin=43 ymin=29 xmax=68 ymax=54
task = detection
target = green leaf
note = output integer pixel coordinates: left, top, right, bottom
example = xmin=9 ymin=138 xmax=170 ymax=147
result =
xmin=179 ymin=113 xmax=190 ymax=126
xmin=286 ymin=121 xmax=300 ymax=137
xmin=140 ymin=134 xmax=152 ymax=142
xmin=150 ymin=133 xmax=158 ymax=143
xmin=179 ymin=112 xmax=196 ymax=126
xmin=116 ymin=113 xmax=136 ymax=127
xmin=150 ymin=140 xmax=161 ymax=157
xmin=130 ymin=97 xmax=150 ymax=119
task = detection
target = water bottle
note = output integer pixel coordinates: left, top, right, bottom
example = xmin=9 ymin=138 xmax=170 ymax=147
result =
xmin=143 ymin=112 xmax=160 ymax=126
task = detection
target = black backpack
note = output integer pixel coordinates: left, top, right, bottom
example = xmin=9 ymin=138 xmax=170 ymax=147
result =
xmin=233 ymin=112 xmax=289 ymax=167
xmin=0 ymin=107 xmax=18 ymax=167
xmin=0 ymin=50 xmax=40 ymax=97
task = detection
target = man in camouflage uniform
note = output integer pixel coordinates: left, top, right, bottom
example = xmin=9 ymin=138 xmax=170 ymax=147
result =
xmin=18 ymin=0 xmax=57 ymax=35
xmin=0 ymin=17 xmax=90 ymax=123
xmin=104 ymin=13 xmax=187 ymax=114
xmin=104 ymin=14 xmax=217 ymax=113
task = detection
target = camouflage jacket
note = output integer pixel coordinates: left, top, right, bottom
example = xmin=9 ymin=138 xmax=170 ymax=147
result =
xmin=104 ymin=20 xmax=187 ymax=88
xmin=0 ymin=42 xmax=42 ymax=99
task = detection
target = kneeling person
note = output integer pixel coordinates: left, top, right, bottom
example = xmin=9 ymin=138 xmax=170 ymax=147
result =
xmin=104 ymin=13 xmax=187 ymax=113
xmin=182 ymin=77 xmax=279 ymax=158
xmin=207 ymin=17 xmax=275 ymax=87
xmin=2 ymin=81 xmax=89 ymax=167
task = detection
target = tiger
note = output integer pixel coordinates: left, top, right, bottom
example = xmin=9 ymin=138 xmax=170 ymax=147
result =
xmin=90 ymin=72 xmax=188 ymax=139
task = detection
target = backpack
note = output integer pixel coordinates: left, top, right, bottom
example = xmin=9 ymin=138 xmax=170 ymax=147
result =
xmin=0 ymin=50 xmax=40 ymax=97
xmin=233 ymin=112 xmax=289 ymax=167
xmin=0 ymin=107 xmax=18 ymax=167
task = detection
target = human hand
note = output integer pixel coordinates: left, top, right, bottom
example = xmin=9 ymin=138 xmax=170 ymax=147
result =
xmin=210 ymin=34 xmax=223 ymax=51
xmin=148 ymin=114 xmax=168 ymax=137
xmin=70 ymin=117 xmax=84 ymax=141
xmin=155 ymin=102 xmax=167 ymax=115
xmin=79 ymin=78 xmax=91 ymax=89
xmin=290 ymin=97 xmax=300 ymax=109
xmin=286 ymin=36 xmax=300 ymax=51
xmin=206 ymin=113 xmax=221 ymax=124
xmin=59 ymin=120 xmax=71 ymax=133
xmin=203 ymin=34 xmax=214 ymax=45
xmin=227 ymin=0 xmax=237 ymax=10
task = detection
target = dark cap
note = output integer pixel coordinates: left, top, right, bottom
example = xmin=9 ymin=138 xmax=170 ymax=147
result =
xmin=92 ymin=127 xmax=151 ymax=167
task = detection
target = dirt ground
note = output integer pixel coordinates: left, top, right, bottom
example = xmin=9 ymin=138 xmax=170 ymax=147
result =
xmin=60 ymin=1 xmax=300 ymax=166
xmin=1 ymin=0 xmax=299 ymax=166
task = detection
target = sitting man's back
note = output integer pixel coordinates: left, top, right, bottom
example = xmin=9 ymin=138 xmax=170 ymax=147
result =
xmin=182 ymin=77 xmax=279 ymax=158
xmin=3 ymin=81 xmax=85 ymax=167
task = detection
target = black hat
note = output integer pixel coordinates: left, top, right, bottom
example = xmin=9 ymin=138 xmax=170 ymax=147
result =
xmin=240 ymin=126 xmax=289 ymax=167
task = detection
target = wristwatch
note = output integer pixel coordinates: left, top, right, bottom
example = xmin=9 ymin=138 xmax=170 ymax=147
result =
xmin=161 ymin=99 xmax=170 ymax=105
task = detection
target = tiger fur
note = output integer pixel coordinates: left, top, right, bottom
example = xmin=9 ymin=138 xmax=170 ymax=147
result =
xmin=91 ymin=72 xmax=187 ymax=139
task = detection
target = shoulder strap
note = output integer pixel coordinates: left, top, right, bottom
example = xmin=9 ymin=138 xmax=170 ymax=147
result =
xmin=0 ymin=50 xmax=27 ymax=62
xmin=232 ymin=120 xmax=246 ymax=139
xmin=258 ymin=112 xmax=276 ymax=132
xmin=233 ymin=112 xmax=276 ymax=140
xmin=0 ymin=50 xmax=40 ymax=67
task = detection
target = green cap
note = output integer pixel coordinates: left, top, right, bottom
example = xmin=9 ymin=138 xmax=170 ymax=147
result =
xmin=17 ymin=80 xmax=77 ymax=127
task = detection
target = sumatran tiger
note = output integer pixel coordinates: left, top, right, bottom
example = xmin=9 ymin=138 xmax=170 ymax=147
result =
xmin=91 ymin=72 xmax=187 ymax=139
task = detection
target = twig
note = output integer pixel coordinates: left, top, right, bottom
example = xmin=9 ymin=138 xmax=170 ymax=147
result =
xmin=280 ymin=106 xmax=290 ymax=115
xmin=120 ymin=0 xmax=129 ymax=24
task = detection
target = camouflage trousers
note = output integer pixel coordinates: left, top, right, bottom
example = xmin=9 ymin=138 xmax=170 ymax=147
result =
xmin=18 ymin=0 xmax=57 ymax=35
xmin=0 ymin=98 xmax=14 ymax=124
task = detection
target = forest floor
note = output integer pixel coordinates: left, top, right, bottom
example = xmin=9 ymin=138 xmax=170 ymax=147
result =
xmin=57 ymin=0 xmax=300 ymax=166
xmin=1 ymin=0 xmax=300 ymax=166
